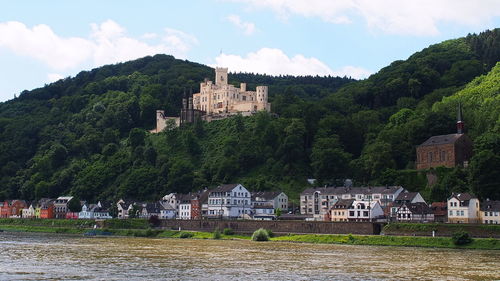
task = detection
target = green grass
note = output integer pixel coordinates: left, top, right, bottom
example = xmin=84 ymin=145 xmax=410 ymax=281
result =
xmin=0 ymin=225 xmax=88 ymax=234
xmin=271 ymin=234 xmax=500 ymax=250
xmin=0 ymin=218 xmax=95 ymax=228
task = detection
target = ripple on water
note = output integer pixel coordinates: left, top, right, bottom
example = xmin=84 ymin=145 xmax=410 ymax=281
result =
xmin=0 ymin=232 xmax=499 ymax=281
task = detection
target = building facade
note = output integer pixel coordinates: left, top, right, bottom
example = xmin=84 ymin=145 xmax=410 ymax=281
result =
xmin=207 ymin=184 xmax=251 ymax=218
xmin=480 ymin=200 xmax=500 ymax=224
xmin=447 ymin=193 xmax=480 ymax=223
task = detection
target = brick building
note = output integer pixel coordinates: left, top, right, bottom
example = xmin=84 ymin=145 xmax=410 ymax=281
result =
xmin=416 ymin=105 xmax=473 ymax=170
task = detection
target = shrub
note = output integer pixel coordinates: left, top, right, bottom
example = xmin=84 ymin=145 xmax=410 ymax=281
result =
xmin=266 ymin=229 xmax=274 ymax=238
xmin=347 ymin=234 xmax=355 ymax=243
xmin=452 ymin=231 xmax=473 ymax=245
xmin=213 ymin=229 xmax=222 ymax=239
xmin=179 ymin=231 xmax=194 ymax=239
xmin=223 ymin=228 xmax=234 ymax=235
xmin=148 ymin=215 xmax=161 ymax=227
xmin=252 ymin=228 xmax=270 ymax=241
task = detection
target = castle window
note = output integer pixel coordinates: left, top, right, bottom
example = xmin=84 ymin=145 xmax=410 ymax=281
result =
xmin=428 ymin=152 xmax=433 ymax=162
xmin=440 ymin=151 xmax=446 ymax=161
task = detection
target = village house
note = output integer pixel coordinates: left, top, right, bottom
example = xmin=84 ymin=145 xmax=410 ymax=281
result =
xmin=416 ymin=105 xmax=473 ymax=170
xmin=21 ymin=203 xmax=36 ymax=219
xmin=252 ymin=191 xmax=289 ymax=212
xmin=300 ymin=186 xmax=404 ymax=220
xmin=117 ymin=199 xmax=135 ymax=219
xmin=431 ymin=202 xmax=448 ymax=223
xmin=207 ymin=184 xmax=251 ymax=219
xmin=39 ymin=199 xmax=55 ymax=219
xmin=53 ymin=196 xmax=73 ymax=219
xmin=480 ymin=200 xmax=500 ymax=224
xmin=0 ymin=200 xmax=27 ymax=218
xmin=139 ymin=202 xmax=164 ymax=219
xmin=447 ymin=193 xmax=480 ymax=223
xmin=389 ymin=192 xmax=426 ymax=220
xmin=347 ymin=200 xmax=384 ymax=222
xmin=330 ymin=199 xmax=354 ymax=222
xmin=159 ymin=201 xmax=177 ymax=219
xmin=394 ymin=202 xmax=434 ymax=223
xmin=178 ymin=194 xmax=193 ymax=220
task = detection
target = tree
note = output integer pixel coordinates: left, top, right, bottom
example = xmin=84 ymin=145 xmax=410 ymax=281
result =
xmin=128 ymin=204 xmax=141 ymax=218
xmin=129 ymin=128 xmax=145 ymax=148
xmin=67 ymin=196 xmax=82 ymax=212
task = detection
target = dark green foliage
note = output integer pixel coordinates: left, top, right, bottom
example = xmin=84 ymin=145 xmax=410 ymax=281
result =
xmin=179 ymin=231 xmax=194 ymax=238
xmin=252 ymin=228 xmax=270 ymax=241
xmin=0 ymin=30 xmax=499 ymax=204
xmin=213 ymin=228 xmax=222 ymax=239
xmin=148 ymin=215 xmax=161 ymax=227
xmin=223 ymin=228 xmax=234 ymax=235
xmin=67 ymin=196 xmax=82 ymax=212
xmin=452 ymin=231 xmax=473 ymax=245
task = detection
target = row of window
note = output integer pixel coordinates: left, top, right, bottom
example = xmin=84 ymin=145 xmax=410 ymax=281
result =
xmin=418 ymin=150 xmax=449 ymax=163
xmin=450 ymin=210 xmax=465 ymax=216
xmin=484 ymin=211 xmax=499 ymax=217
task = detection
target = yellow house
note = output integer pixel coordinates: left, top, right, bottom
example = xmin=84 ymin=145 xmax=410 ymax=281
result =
xmin=447 ymin=193 xmax=480 ymax=223
xmin=35 ymin=206 xmax=41 ymax=218
xmin=330 ymin=199 xmax=354 ymax=222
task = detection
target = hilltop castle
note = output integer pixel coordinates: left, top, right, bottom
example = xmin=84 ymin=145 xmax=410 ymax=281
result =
xmin=152 ymin=67 xmax=271 ymax=132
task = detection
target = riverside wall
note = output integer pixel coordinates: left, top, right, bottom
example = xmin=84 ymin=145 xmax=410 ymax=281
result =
xmin=160 ymin=220 xmax=382 ymax=235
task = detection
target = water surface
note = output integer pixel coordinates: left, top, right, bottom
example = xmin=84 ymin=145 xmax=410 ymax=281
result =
xmin=0 ymin=232 xmax=499 ymax=280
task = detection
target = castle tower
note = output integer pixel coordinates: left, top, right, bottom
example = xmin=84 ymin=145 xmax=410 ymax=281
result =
xmin=215 ymin=67 xmax=228 ymax=86
xmin=457 ymin=103 xmax=464 ymax=134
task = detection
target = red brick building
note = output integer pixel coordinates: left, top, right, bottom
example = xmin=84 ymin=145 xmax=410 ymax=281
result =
xmin=416 ymin=105 xmax=473 ymax=170
xmin=0 ymin=200 xmax=27 ymax=218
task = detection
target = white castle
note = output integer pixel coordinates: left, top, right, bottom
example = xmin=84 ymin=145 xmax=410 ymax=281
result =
xmin=193 ymin=67 xmax=271 ymax=115
xmin=152 ymin=67 xmax=271 ymax=132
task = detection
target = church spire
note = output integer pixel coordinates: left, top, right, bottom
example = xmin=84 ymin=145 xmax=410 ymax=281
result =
xmin=457 ymin=103 xmax=464 ymax=134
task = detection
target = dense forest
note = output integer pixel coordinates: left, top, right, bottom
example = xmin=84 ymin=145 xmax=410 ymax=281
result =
xmin=0 ymin=29 xmax=498 ymax=204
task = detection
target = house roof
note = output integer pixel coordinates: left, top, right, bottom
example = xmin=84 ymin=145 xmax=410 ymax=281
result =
xmin=396 ymin=192 xmax=419 ymax=202
xmin=448 ymin=192 xmax=475 ymax=203
xmin=431 ymin=202 xmax=447 ymax=216
xmin=301 ymin=186 xmax=403 ymax=196
xmin=480 ymin=200 xmax=500 ymax=212
xmin=251 ymin=191 xmax=283 ymax=201
xmin=418 ymin=133 xmax=463 ymax=147
xmin=144 ymin=202 xmax=164 ymax=213
xmin=399 ymin=202 xmax=433 ymax=214
xmin=211 ymin=184 xmax=240 ymax=193
xmin=332 ymin=199 xmax=355 ymax=209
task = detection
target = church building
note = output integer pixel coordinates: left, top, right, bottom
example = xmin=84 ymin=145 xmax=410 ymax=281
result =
xmin=415 ymin=105 xmax=473 ymax=170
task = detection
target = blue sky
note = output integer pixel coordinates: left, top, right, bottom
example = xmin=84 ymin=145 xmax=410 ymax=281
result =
xmin=1 ymin=0 xmax=499 ymax=102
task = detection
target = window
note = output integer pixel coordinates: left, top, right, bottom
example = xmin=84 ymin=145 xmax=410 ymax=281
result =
xmin=449 ymin=210 xmax=453 ymax=216
xmin=363 ymin=211 xmax=369 ymax=217
xmin=349 ymin=211 xmax=355 ymax=216
xmin=428 ymin=152 xmax=433 ymax=162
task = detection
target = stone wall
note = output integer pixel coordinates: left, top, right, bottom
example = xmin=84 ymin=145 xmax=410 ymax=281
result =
xmin=160 ymin=220 xmax=381 ymax=235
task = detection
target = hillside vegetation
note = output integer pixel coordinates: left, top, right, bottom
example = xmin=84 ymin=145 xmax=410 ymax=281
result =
xmin=0 ymin=29 xmax=498 ymax=203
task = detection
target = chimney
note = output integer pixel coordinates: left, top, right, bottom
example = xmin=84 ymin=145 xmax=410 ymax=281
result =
xmin=457 ymin=103 xmax=464 ymax=134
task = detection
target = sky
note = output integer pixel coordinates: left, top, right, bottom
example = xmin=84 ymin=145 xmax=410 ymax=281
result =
xmin=0 ymin=0 xmax=499 ymax=102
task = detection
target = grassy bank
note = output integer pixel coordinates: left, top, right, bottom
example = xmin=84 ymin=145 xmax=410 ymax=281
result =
xmin=271 ymin=233 xmax=500 ymax=250
xmin=2 ymin=219 xmax=499 ymax=250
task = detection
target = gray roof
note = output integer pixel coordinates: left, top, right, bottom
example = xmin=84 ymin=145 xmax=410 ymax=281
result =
xmin=480 ymin=200 xmax=500 ymax=212
xmin=301 ymin=186 xmax=403 ymax=196
xmin=448 ymin=192 xmax=474 ymax=202
xmin=252 ymin=191 xmax=283 ymax=201
xmin=399 ymin=202 xmax=433 ymax=214
xmin=419 ymin=133 xmax=463 ymax=147
xmin=396 ymin=192 xmax=419 ymax=202
xmin=211 ymin=184 xmax=240 ymax=193
xmin=332 ymin=199 xmax=355 ymax=209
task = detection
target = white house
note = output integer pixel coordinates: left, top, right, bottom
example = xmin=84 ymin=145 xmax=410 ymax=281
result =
xmin=395 ymin=202 xmax=434 ymax=223
xmin=21 ymin=204 xmax=36 ymax=218
xmin=208 ymin=184 xmax=252 ymax=218
xmin=347 ymin=200 xmax=384 ymax=222
xmin=79 ymin=203 xmax=96 ymax=219
xmin=252 ymin=191 xmax=288 ymax=212
xmin=178 ymin=194 xmax=192 ymax=220
xmin=117 ymin=199 xmax=134 ymax=219
xmin=159 ymin=201 xmax=177 ymax=219
xmin=447 ymin=193 xmax=480 ymax=223
xmin=390 ymin=192 xmax=427 ymax=219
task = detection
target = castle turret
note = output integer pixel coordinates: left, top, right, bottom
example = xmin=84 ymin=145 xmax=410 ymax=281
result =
xmin=215 ymin=67 xmax=228 ymax=86
xmin=457 ymin=103 xmax=464 ymax=134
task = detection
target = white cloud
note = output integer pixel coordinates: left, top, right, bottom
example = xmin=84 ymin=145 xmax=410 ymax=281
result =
xmin=226 ymin=15 xmax=256 ymax=35
xmin=142 ymin=32 xmax=158 ymax=39
xmin=0 ymin=20 xmax=198 ymax=71
xmin=230 ymin=0 xmax=500 ymax=36
xmin=47 ymin=73 xmax=64 ymax=82
xmin=213 ymin=48 xmax=371 ymax=79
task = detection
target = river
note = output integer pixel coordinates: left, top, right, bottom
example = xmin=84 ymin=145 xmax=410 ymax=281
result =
xmin=0 ymin=232 xmax=499 ymax=280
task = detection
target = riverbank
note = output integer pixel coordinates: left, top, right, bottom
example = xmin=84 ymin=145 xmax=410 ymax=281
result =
xmin=1 ymin=221 xmax=500 ymax=250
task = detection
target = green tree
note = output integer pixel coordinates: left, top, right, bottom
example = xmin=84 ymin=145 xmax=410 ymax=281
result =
xmin=67 ymin=196 xmax=82 ymax=212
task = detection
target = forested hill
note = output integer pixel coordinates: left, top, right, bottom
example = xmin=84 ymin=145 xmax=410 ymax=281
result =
xmin=0 ymin=28 xmax=498 ymax=203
